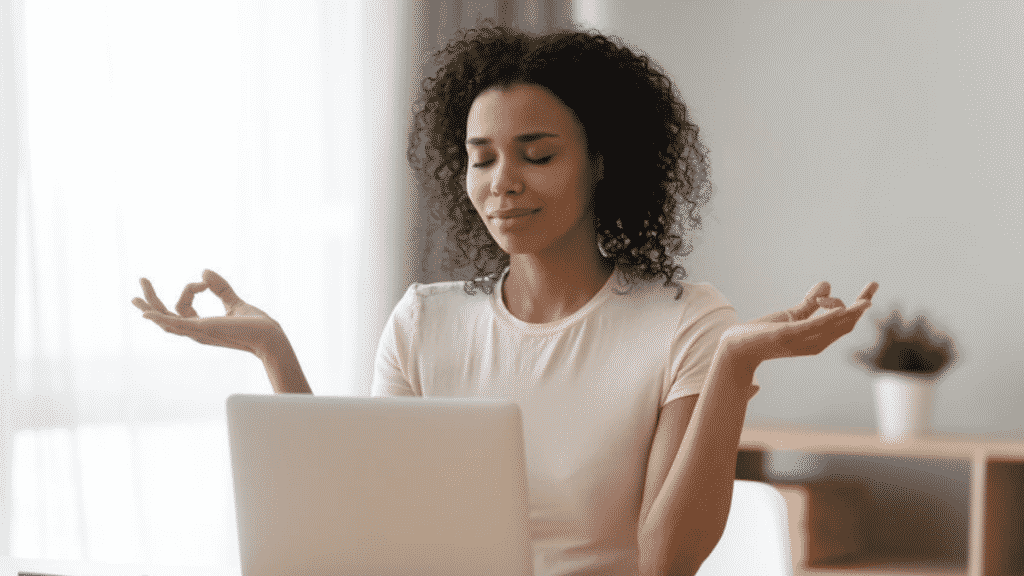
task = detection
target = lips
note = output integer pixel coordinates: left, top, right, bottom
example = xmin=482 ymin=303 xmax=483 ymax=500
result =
xmin=490 ymin=208 xmax=540 ymax=219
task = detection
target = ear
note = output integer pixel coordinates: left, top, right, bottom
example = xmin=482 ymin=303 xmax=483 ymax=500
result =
xmin=591 ymin=152 xmax=604 ymax=183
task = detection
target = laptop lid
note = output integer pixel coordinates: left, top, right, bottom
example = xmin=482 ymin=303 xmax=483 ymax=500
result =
xmin=226 ymin=394 xmax=533 ymax=576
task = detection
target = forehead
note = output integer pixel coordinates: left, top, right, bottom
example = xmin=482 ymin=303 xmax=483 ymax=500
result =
xmin=466 ymin=83 xmax=580 ymax=140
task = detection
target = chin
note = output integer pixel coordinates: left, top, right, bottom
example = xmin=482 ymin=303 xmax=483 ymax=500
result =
xmin=495 ymin=237 xmax=547 ymax=256
xmin=490 ymin=231 xmax=553 ymax=254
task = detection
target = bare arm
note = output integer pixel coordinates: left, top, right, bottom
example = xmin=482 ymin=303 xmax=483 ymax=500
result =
xmin=637 ymin=280 xmax=878 ymax=576
xmin=258 ymin=329 xmax=312 ymax=395
xmin=636 ymin=344 xmax=756 ymax=576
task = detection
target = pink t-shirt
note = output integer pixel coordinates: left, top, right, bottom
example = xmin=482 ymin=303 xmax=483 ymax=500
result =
xmin=371 ymin=267 xmax=750 ymax=576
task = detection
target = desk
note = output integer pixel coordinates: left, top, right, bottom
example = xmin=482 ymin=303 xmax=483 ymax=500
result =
xmin=738 ymin=425 xmax=1024 ymax=576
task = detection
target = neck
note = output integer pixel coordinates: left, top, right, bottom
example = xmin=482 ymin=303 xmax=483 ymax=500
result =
xmin=503 ymin=240 xmax=614 ymax=324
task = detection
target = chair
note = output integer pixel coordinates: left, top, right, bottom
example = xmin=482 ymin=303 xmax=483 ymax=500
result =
xmin=695 ymin=480 xmax=795 ymax=576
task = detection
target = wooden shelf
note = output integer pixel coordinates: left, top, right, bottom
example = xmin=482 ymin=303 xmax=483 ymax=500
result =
xmin=741 ymin=425 xmax=1024 ymax=460
xmin=737 ymin=425 xmax=1024 ymax=576
xmin=795 ymin=566 xmax=966 ymax=576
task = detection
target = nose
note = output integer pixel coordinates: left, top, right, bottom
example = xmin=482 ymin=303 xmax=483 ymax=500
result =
xmin=489 ymin=157 xmax=523 ymax=196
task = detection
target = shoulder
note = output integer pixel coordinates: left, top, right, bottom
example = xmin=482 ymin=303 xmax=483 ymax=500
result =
xmin=608 ymin=273 xmax=736 ymax=326
xmin=588 ymin=275 xmax=738 ymax=361
xmin=390 ymin=279 xmax=493 ymax=328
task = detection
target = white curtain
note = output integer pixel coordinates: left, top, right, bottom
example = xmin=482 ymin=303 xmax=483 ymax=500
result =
xmin=3 ymin=0 xmax=419 ymax=570
xmin=2 ymin=0 xmax=575 ymax=569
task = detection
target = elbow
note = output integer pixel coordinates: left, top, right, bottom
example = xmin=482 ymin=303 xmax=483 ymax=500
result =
xmin=638 ymin=557 xmax=702 ymax=576
xmin=638 ymin=529 xmax=724 ymax=576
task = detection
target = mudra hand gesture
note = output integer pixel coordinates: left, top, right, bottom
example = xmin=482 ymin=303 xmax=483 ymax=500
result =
xmin=723 ymin=281 xmax=880 ymax=370
xmin=131 ymin=269 xmax=282 ymax=359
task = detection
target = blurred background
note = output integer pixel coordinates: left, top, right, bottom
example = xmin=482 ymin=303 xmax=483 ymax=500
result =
xmin=0 ymin=0 xmax=1021 ymax=572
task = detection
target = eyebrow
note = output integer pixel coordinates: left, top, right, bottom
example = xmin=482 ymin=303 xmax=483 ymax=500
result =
xmin=465 ymin=132 xmax=559 ymax=146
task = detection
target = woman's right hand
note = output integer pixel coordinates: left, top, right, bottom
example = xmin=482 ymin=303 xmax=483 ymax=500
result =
xmin=132 ymin=269 xmax=283 ymax=359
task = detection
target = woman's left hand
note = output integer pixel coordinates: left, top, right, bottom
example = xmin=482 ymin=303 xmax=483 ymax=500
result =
xmin=721 ymin=280 xmax=880 ymax=370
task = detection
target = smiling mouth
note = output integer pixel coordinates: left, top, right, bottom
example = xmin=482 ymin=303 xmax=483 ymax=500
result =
xmin=491 ymin=209 xmax=540 ymax=230
xmin=491 ymin=208 xmax=540 ymax=219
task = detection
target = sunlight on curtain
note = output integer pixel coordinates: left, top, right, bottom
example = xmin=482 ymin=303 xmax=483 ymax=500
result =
xmin=12 ymin=0 xmax=362 ymax=570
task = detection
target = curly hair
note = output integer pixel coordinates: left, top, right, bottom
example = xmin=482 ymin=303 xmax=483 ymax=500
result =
xmin=407 ymin=20 xmax=713 ymax=299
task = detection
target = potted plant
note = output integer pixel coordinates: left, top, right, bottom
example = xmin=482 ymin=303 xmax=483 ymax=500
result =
xmin=851 ymin=305 xmax=959 ymax=443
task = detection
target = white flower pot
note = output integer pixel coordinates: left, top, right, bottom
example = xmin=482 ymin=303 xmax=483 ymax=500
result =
xmin=872 ymin=374 xmax=935 ymax=443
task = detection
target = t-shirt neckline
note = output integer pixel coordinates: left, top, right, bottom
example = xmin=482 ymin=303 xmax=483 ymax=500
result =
xmin=492 ymin=265 xmax=622 ymax=333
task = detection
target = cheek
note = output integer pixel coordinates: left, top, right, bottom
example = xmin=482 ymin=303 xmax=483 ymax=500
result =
xmin=465 ymin=178 xmax=486 ymax=216
xmin=544 ymin=167 xmax=590 ymax=213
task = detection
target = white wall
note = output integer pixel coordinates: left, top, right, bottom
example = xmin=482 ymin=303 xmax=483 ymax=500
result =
xmin=599 ymin=1 xmax=1023 ymax=435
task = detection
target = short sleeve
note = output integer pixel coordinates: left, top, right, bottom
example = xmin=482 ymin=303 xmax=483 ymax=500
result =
xmin=370 ymin=284 xmax=422 ymax=398
xmin=663 ymin=306 xmax=739 ymax=406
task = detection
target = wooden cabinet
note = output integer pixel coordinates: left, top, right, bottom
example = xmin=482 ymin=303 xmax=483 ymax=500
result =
xmin=737 ymin=426 xmax=1024 ymax=576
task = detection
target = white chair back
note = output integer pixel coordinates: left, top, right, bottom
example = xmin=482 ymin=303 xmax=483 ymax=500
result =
xmin=695 ymin=480 xmax=794 ymax=576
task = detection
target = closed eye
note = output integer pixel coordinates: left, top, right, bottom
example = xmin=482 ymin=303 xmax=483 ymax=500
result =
xmin=471 ymin=155 xmax=554 ymax=168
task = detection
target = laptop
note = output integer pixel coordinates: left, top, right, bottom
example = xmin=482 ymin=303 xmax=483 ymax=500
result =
xmin=225 ymin=393 xmax=534 ymax=576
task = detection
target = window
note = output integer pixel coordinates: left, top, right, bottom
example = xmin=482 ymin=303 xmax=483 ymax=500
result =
xmin=10 ymin=0 xmax=365 ymax=570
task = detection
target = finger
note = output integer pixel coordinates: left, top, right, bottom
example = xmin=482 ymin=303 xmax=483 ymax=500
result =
xmin=815 ymin=296 xmax=845 ymax=309
xmin=857 ymin=281 xmax=880 ymax=303
xmin=175 ymin=282 xmax=209 ymax=318
xmin=790 ymin=298 xmax=872 ymax=356
xmin=202 ymin=269 xmax=244 ymax=312
xmin=132 ymin=297 xmax=153 ymax=312
xmin=140 ymin=278 xmax=172 ymax=315
xmin=798 ymin=302 xmax=855 ymax=331
xmin=790 ymin=282 xmax=831 ymax=320
xmin=846 ymin=298 xmax=872 ymax=318
xmin=807 ymin=281 xmax=831 ymax=299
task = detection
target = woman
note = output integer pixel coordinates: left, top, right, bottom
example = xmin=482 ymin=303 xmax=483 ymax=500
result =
xmin=134 ymin=22 xmax=877 ymax=576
